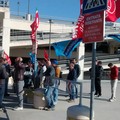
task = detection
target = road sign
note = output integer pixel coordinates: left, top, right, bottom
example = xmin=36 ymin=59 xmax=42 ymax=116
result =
xmin=83 ymin=0 xmax=107 ymax=15
xmin=83 ymin=10 xmax=105 ymax=43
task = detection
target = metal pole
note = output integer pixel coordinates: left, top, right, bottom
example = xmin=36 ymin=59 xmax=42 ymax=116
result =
xmin=79 ymin=82 xmax=83 ymax=106
xmin=34 ymin=31 xmax=38 ymax=85
xmin=90 ymin=42 xmax=96 ymax=120
xmin=27 ymin=0 xmax=30 ymax=14
xmin=17 ymin=1 xmax=20 ymax=16
xmin=48 ymin=19 xmax=52 ymax=59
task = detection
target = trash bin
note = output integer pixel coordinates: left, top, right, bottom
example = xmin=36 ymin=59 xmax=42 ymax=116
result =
xmin=24 ymin=88 xmax=34 ymax=104
xmin=33 ymin=88 xmax=47 ymax=109
xmin=67 ymin=105 xmax=91 ymax=120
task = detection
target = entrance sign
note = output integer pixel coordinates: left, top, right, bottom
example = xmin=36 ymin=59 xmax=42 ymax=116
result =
xmin=83 ymin=0 xmax=107 ymax=15
xmin=83 ymin=10 xmax=105 ymax=43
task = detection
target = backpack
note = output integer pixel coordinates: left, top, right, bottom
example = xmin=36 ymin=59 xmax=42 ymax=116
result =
xmin=59 ymin=71 xmax=63 ymax=78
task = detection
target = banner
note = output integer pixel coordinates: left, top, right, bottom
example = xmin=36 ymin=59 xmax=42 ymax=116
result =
xmin=106 ymin=0 xmax=120 ymax=22
xmin=107 ymin=34 xmax=120 ymax=42
xmin=72 ymin=0 xmax=84 ymax=40
xmin=52 ymin=39 xmax=82 ymax=58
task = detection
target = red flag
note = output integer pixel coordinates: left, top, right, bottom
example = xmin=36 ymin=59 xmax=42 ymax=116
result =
xmin=44 ymin=49 xmax=49 ymax=61
xmin=72 ymin=0 xmax=84 ymax=40
xmin=30 ymin=10 xmax=40 ymax=33
xmin=106 ymin=0 xmax=120 ymax=22
xmin=30 ymin=10 xmax=39 ymax=54
xmin=3 ymin=51 xmax=11 ymax=65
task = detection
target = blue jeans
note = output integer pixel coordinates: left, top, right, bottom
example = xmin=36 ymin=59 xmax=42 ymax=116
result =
xmin=16 ymin=81 xmax=24 ymax=107
xmin=53 ymin=79 xmax=59 ymax=104
xmin=53 ymin=88 xmax=58 ymax=104
xmin=0 ymin=79 xmax=5 ymax=107
xmin=67 ymin=82 xmax=75 ymax=100
xmin=45 ymin=86 xmax=54 ymax=108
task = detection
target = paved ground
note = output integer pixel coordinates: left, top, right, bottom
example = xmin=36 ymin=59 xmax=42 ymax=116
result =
xmin=0 ymin=80 xmax=120 ymax=120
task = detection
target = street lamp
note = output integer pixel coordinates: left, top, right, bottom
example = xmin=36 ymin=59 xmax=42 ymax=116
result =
xmin=27 ymin=0 xmax=30 ymax=14
xmin=48 ymin=19 xmax=53 ymax=59
xmin=17 ymin=1 xmax=20 ymax=16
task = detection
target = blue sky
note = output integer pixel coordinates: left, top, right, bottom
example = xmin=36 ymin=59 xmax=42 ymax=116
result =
xmin=9 ymin=0 xmax=120 ymax=22
xmin=10 ymin=0 xmax=80 ymax=21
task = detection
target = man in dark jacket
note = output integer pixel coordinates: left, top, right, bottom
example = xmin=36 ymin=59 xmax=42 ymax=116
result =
xmin=94 ymin=61 xmax=104 ymax=97
xmin=3 ymin=58 xmax=11 ymax=97
xmin=70 ymin=58 xmax=81 ymax=98
xmin=67 ymin=62 xmax=77 ymax=102
xmin=44 ymin=60 xmax=55 ymax=111
xmin=0 ymin=57 xmax=8 ymax=110
xmin=13 ymin=57 xmax=25 ymax=110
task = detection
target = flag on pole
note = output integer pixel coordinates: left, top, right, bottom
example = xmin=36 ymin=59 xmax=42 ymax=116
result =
xmin=72 ymin=0 xmax=84 ymax=40
xmin=3 ymin=51 xmax=11 ymax=65
xmin=52 ymin=39 xmax=82 ymax=58
xmin=30 ymin=10 xmax=40 ymax=34
xmin=30 ymin=9 xmax=40 ymax=54
xmin=106 ymin=0 xmax=120 ymax=22
xmin=44 ymin=49 xmax=49 ymax=61
xmin=30 ymin=9 xmax=40 ymax=43
xmin=107 ymin=34 xmax=120 ymax=42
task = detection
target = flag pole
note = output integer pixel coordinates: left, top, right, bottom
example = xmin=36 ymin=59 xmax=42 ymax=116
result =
xmin=30 ymin=9 xmax=39 ymax=87
xmin=34 ymin=33 xmax=37 ymax=80
xmin=48 ymin=19 xmax=53 ymax=59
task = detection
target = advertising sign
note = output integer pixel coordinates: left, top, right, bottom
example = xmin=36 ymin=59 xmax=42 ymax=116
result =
xmin=83 ymin=10 xmax=105 ymax=43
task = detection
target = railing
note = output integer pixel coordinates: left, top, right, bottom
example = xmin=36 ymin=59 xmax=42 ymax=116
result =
xmin=84 ymin=70 xmax=120 ymax=80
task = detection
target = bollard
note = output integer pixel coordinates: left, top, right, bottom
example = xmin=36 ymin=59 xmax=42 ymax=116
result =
xmin=67 ymin=105 xmax=91 ymax=120
xmin=33 ymin=88 xmax=47 ymax=109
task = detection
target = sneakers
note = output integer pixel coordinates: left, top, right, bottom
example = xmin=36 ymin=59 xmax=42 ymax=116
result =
xmin=94 ymin=94 xmax=102 ymax=97
xmin=0 ymin=107 xmax=2 ymax=111
xmin=97 ymin=94 xmax=102 ymax=97
xmin=13 ymin=106 xmax=23 ymax=111
xmin=67 ymin=99 xmax=75 ymax=103
xmin=109 ymin=97 xmax=116 ymax=102
xmin=46 ymin=106 xmax=55 ymax=111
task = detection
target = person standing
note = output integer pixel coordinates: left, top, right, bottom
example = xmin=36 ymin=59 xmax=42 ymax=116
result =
xmin=23 ymin=61 xmax=33 ymax=88
xmin=3 ymin=58 xmax=11 ymax=97
xmin=0 ymin=57 xmax=8 ymax=110
xmin=108 ymin=63 xmax=119 ymax=102
xmin=70 ymin=58 xmax=81 ymax=98
xmin=67 ymin=62 xmax=77 ymax=102
xmin=51 ymin=59 xmax=61 ymax=105
xmin=14 ymin=57 xmax=25 ymax=110
xmin=44 ymin=60 xmax=55 ymax=110
xmin=94 ymin=61 xmax=104 ymax=97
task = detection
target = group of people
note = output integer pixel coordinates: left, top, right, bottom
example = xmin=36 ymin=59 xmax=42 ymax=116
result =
xmin=13 ymin=57 xmax=62 ymax=111
xmin=90 ymin=60 xmax=119 ymax=102
xmin=0 ymin=57 xmax=61 ymax=110
xmin=0 ymin=56 xmax=81 ymax=111
xmin=0 ymin=56 xmax=118 ymax=112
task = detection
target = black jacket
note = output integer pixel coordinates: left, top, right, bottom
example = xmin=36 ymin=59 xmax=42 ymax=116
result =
xmin=67 ymin=69 xmax=77 ymax=81
xmin=74 ymin=64 xmax=81 ymax=78
xmin=95 ymin=65 xmax=104 ymax=79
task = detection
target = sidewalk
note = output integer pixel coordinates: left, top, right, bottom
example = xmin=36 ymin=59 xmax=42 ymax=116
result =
xmin=0 ymin=80 xmax=120 ymax=120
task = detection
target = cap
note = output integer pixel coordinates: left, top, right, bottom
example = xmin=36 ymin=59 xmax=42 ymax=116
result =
xmin=52 ymin=60 xmax=58 ymax=65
